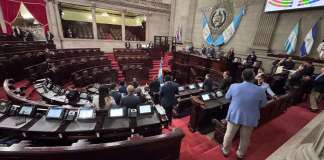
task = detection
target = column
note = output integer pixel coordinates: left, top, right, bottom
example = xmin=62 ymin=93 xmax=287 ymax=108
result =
xmin=122 ymin=10 xmax=126 ymax=41
xmin=145 ymin=13 xmax=151 ymax=41
xmin=168 ymin=0 xmax=176 ymax=37
xmin=52 ymin=0 xmax=63 ymax=48
xmin=184 ymin=0 xmax=197 ymax=45
xmin=91 ymin=2 xmax=98 ymax=40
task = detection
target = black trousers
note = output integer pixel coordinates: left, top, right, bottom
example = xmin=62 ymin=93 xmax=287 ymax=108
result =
xmin=164 ymin=106 xmax=173 ymax=125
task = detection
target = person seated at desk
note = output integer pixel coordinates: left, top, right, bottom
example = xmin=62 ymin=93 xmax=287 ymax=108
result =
xmin=110 ymin=83 xmax=121 ymax=105
xmin=118 ymin=81 xmax=127 ymax=95
xmin=221 ymin=69 xmax=267 ymax=159
xmin=131 ymin=77 xmax=139 ymax=89
xmin=203 ymin=74 xmax=213 ymax=92
xmin=309 ymin=67 xmax=324 ymax=112
xmin=257 ymin=74 xmax=278 ymax=100
xmin=120 ymin=85 xmax=141 ymax=110
xmin=219 ymin=71 xmax=232 ymax=93
xmin=160 ymin=75 xmax=179 ymax=125
xmin=66 ymin=88 xmax=80 ymax=105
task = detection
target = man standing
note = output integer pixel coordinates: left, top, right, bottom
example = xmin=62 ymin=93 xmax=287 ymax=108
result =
xmin=221 ymin=69 xmax=267 ymax=159
xmin=160 ymin=75 xmax=179 ymax=125
xmin=219 ymin=71 xmax=232 ymax=93
xmin=203 ymin=74 xmax=213 ymax=92
xmin=120 ymin=85 xmax=141 ymax=110
xmin=110 ymin=83 xmax=121 ymax=105
xmin=309 ymin=67 xmax=324 ymax=112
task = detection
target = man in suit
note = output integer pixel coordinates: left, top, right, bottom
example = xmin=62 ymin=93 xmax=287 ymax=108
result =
xmin=203 ymin=74 xmax=213 ymax=92
xmin=219 ymin=71 xmax=232 ymax=93
xmin=282 ymin=57 xmax=295 ymax=70
xmin=110 ymin=83 xmax=121 ymax=105
xmin=118 ymin=81 xmax=127 ymax=95
xmin=160 ymin=75 xmax=179 ymax=125
xmin=309 ymin=67 xmax=324 ymax=112
xmin=221 ymin=69 xmax=267 ymax=159
xmin=120 ymin=85 xmax=141 ymax=110
xmin=149 ymin=76 xmax=161 ymax=104
xmin=245 ymin=51 xmax=257 ymax=67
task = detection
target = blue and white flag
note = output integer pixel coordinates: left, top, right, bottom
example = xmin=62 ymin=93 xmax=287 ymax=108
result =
xmin=202 ymin=11 xmax=214 ymax=45
xmin=214 ymin=8 xmax=245 ymax=46
xmin=284 ymin=21 xmax=299 ymax=55
xmin=300 ymin=22 xmax=318 ymax=57
xmin=157 ymin=57 xmax=163 ymax=84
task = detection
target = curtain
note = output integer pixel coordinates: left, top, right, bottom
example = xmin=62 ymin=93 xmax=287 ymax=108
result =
xmin=0 ymin=0 xmax=48 ymax=34
xmin=0 ymin=0 xmax=21 ymax=34
xmin=22 ymin=0 xmax=48 ymax=32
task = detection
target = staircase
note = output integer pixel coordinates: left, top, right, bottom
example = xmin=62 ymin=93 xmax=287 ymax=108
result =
xmin=106 ymin=53 xmax=125 ymax=81
xmin=148 ymin=52 xmax=173 ymax=81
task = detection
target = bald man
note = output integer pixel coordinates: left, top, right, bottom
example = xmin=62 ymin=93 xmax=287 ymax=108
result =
xmin=120 ymin=85 xmax=141 ymax=110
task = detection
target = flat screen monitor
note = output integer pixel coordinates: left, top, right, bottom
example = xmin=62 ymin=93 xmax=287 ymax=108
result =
xmin=201 ymin=94 xmax=210 ymax=101
xmin=46 ymin=107 xmax=65 ymax=120
xmin=188 ymin=84 xmax=196 ymax=90
xmin=198 ymin=82 xmax=203 ymax=88
xmin=138 ymin=105 xmax=152 ymax=114
xmin=0 ymin=102 xmax=9 ymax=113
xmin=178 ymin=86 xmax=185 ymax=91
xmin=109 ymin=108 xmax=124 ymax=118
xmin=264 ymin=0 xmax=324 ymax=12
xmin=19 ymin=105 xmax=35 ymax=116
xmin=77 ymin=107 xmax=95 ymax=120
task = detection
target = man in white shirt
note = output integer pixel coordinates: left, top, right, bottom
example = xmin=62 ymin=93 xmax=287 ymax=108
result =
xmin=317 ymin=40 xmax=324 ymax=60
xmin=257 ymin=74 xmax=278 ymax=100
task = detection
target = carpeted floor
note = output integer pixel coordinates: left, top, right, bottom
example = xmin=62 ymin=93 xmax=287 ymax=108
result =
xmin=174 ymin=106 xmax=317 ymax=160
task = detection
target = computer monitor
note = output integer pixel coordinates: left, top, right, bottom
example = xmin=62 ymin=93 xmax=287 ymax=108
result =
xmin=198 ymin=82 xmax=203 ymax=88
xmin=0 ymin=102 xmax=10 ymax=113
xmin=46 ymin=107 xmax=65 ymax=120
xmin=77 ymin=107 xmax=95 ymax=120
xmin=216 ymin=91 xmax=223 ymax=98
xmin=19 ymin=105 xmax=35 ymax=116
xmin=188 ymin=84 xmax=196 ymax=90
xmin=201 ymin=94 xmax=210 ymax=101
xmin=109 ymin=108 xmax=124 ymax=118
xmin=178 ymin=86 xmax=185 ymax=91
xmin=138 ymin=105 xmax=152 ymax=114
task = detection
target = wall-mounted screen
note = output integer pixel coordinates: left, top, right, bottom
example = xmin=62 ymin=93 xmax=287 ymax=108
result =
xmin=264 ymin=0 xmax=324 ymax=12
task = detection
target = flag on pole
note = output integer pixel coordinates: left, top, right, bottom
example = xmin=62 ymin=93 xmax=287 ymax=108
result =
xmin=300 ymin=21 xmax=318 ymax=57
xmin=214 ymin=8 xmax=245 ymax=46
xmin=176 ymin=24 xmax=182 ymax=43
xmin=284 ymin=21 xmax=299 ymax=55
xmin=157 ymin=57 xmax=163 ymax=84
xmin=202 ymin=11 xmax=214 ymax=45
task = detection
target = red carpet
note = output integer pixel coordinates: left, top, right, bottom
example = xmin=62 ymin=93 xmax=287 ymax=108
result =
xmin=173 ymin=106 xmax=317 ymax=160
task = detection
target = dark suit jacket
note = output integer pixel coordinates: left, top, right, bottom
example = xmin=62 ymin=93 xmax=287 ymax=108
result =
xmin=131 ymin=81 xmax=139 ymax=88
xmin=219 ymin=77 xmax=232 ymax=93
xmin=110 ymin=90 xmax=121 ymax=105
xmin=120 ymin=94 xmax=141 ymax=110
xmin=203 ymin=78 xmax=213 ymax=92
xmin=289 ymin=70 xmax=304 ymax=86
xmin=283 ymin=61 xmax=295 ymax=70
xmin=160 ymin=82 xmax=179 ymax=108
xmin=303 ymin=65 xmax=315 ymax=76
xmin=119 ymin=86 xmax=127 ymax=94
xmin=313 ymin=74 xmax=324 ymax=93
xmin=149 ymin=80 xmax=160 ymax=93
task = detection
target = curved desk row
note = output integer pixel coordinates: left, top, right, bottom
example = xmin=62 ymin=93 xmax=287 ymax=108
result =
xmin=0 ymin=103 xmax=167 ymax=141
xmin=0 ymin=128 xmax=184 ymax=160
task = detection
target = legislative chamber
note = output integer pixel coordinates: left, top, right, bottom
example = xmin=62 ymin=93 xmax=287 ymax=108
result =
xmin=0 ymin=0 xmax=323 ymax=160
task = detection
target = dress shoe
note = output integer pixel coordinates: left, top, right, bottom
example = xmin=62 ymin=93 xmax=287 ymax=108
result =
xmin=309 ymin=108 xmax=320 ymax=113
xmin=219 ymin=145 xmax=229 ymax=157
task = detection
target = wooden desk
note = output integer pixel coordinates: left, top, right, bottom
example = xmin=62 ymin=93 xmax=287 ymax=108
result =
xmin=172 ymin=52 xmax=227 ymax=84
xmin=189 ymin=96 xmax=229 ymax=133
